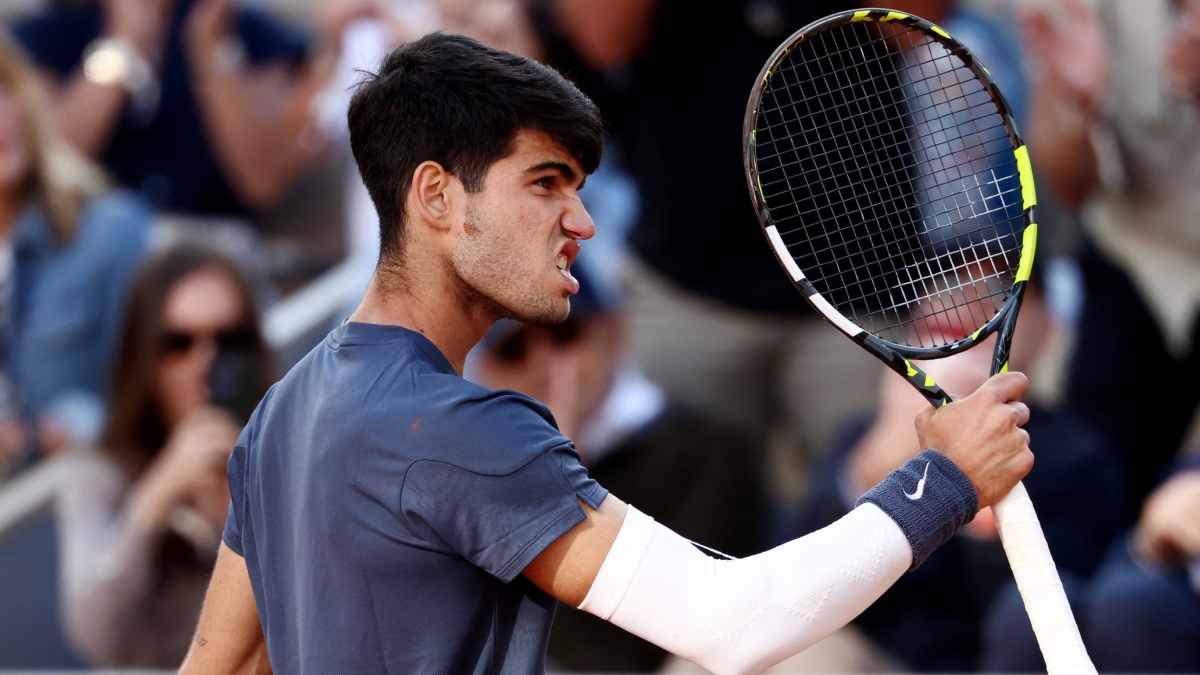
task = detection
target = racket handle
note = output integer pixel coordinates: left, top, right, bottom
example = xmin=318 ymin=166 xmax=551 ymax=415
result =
xmin=992 ymin=481 xmax=1097 ymax=675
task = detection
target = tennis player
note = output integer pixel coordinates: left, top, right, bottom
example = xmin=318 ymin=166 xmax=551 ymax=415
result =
xmin=179 ymin=32 xmax=1033 ymax=675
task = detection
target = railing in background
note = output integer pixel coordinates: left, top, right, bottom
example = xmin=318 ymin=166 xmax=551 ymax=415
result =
xmin=0 ymin=457 xmax=67 ymax=548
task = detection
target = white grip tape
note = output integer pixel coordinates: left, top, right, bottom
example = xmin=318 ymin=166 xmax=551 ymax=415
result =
xmin=993 ymin=481 xmax=1097 ymax=675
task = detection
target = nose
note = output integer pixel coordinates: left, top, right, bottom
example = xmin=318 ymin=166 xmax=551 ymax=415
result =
xmin=561 ymin=198 xmax=596 ymax=241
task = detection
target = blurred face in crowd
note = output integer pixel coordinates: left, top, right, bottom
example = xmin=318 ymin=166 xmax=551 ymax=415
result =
xmin=154 ymin=266 xmax=250 ymax=428
xmin=0 ymin=75 xmax=30 ymax=199
xmin=475 ymin=312 xmax=625 ymax=447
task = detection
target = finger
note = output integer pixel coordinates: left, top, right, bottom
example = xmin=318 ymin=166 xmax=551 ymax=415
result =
xmin=914 ymin=403 xmax=937 ymax=429
xmin=1008 ymin=401 xmax=1031 ymax=427
xmin=977 ymin=370 xmax=1029 ymax=403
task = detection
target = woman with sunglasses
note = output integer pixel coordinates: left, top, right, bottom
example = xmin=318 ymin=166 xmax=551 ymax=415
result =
xmin=55 ymin=244 xmax=272 ymax=668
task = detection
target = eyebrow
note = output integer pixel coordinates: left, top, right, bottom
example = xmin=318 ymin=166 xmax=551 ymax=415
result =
xmin=524 ymin=161 xmax=587 ymax=190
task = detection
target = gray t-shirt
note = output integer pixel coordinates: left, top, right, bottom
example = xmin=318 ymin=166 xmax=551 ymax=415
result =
xmin=224 ymin=322 xmax=607 ymax=674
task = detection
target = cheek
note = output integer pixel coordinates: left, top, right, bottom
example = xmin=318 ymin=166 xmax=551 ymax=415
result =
xmin=154 ymin=357 xmax=210 ymax=416
xmin=152 ymin=360 xmax=175 ymax=404
xmin=453 ymin=220 xmax=521 ymax=286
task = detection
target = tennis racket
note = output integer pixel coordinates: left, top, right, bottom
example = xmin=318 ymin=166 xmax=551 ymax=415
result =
xmin=743 ymin=9 xmax=1094 ymax=674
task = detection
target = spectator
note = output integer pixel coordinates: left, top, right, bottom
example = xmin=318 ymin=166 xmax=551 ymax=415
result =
xmin=0 ymin=27 xmax=149 ymax=477
xmin=1021 ymin=0 xmax=1200 ymax=518
xmin=10 ymin=0 xmax=325 ymax=297
xmin=471 ymin=263 xmax=770 ymax=673
xmin=56 ymin=244 xmax=272 ymax=668
xmin=1080 ymin=456 xmax=1200 ymax=672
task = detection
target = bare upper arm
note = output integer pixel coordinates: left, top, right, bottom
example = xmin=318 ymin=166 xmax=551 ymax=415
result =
xmin=179 ymin=541 xmax=271 ymax=675
xmin=522 ymin=494 xmax=628 ymax=606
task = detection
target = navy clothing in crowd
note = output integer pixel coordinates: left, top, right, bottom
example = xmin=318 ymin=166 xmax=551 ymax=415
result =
xmin=12 ymin=0 xmax=308 ymax=218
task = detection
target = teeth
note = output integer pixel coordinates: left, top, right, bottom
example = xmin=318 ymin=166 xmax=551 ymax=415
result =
xmin=556 ymin=255 xmax=568 ymax=271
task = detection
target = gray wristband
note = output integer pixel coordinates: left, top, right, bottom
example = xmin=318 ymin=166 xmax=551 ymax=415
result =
xmin=857 ymin=449 xmax=978 ymax=569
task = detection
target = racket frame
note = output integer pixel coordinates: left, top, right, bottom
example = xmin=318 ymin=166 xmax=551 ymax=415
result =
xmin=743 ymin=7 xmax=1038 ymax=408
xmin=743 ymin=10 xmax=1098 ymax=675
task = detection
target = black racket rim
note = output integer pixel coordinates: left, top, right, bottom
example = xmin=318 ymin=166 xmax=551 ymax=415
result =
xmin=744 ymin=7 xmax=1037 ymax=361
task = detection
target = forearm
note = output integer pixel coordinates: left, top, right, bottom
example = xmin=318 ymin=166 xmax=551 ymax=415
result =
xmin=1026 ymin=75 xmax=1100 ymax=210
xmin=47 ymin=71 xmax=133 ymax=158
xmin=549 ymin=0 xmax=657 ymax=70
xmin=189 ymin=62 xmax=317 ymax=210
xmin=581 ymin=452 xmax=977 ymax=675
xmin=583 ymin=504 xmax=910 ymax=675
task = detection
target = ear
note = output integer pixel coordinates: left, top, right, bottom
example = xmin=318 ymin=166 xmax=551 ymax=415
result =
xmin=408 ymin=160 xmax=462 ymax=232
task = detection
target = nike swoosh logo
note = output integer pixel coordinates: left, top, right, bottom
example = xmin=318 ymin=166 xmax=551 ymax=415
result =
xmin=905 ymin=462 xmax=931 ymax=500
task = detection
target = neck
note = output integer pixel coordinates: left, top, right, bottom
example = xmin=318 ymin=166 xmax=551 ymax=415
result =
xmin=349 ymin=269 xmax=493 ymax=375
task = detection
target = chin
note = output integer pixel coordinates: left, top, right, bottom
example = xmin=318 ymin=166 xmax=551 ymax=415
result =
xmin=510 ymin=300 xmax=570 ymax=327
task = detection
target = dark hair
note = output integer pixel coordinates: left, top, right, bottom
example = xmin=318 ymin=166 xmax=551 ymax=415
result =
xmin=99 ymin=246 xmax=272 ymax=476
xmin=347 ymin=32 xmax=604 ymax=263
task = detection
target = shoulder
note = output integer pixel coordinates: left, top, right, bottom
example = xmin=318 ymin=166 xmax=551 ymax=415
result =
xmin=411 ymin=381 xmax=572 ymax=475
xmin=75 ymin=190 xmax=153 ymax=242
xmin=65 ymin=190 xmax=151 ymax=264
xmin=82 ymin=189 xmax=154 ymax=226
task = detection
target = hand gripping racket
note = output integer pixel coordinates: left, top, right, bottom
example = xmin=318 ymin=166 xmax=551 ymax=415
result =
xmin=743 ymin=9 xmax=1094 ymax=674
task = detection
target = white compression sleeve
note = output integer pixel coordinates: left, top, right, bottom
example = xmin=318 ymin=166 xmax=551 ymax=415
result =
xmin=578 ymin=504 xmax=913 ymax=675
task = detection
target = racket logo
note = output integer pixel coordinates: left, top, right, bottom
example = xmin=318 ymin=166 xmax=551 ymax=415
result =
xmin=905 ymin=462 xmax=931 ymax=501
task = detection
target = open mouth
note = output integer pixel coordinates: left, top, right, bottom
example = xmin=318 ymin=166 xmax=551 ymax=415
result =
xmin=556 ymin=240 xmax=580 ymax=274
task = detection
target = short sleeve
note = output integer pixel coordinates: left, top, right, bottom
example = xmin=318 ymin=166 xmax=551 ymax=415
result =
xmin=399 ymin=393 xmax=607 ymax=583
xmin=223 ymin=441 xmax=248 ymax=556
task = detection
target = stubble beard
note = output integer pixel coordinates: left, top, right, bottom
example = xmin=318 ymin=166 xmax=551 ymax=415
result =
xmin=452 ymin=204 xmax=569 ymax=327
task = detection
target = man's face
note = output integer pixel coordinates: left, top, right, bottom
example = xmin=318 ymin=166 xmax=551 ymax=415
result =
xmin=449 ymin=129 xmax=595 ymax=325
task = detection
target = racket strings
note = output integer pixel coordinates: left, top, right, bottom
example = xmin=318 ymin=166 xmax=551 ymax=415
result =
xmin=753 ymin=19 xmax=1023 ymax=349
xmin=773 ymin=28 xmax=929 ymax=330
xmin=758 ymin=28 xmax=1012 ymax=252
xmin=762 ymin=29 xmax=1013 ymax=229
xmin=763 ymin=146 xmax=1019 ymax=240
xmin=758 ymin=36 xmax=1007 ymax=193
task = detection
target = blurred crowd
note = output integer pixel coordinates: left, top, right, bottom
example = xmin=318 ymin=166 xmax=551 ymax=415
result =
xmin=0 ymin=0 xmax=1197 ymax=672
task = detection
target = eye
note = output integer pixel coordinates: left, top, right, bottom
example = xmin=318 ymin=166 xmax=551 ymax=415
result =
xmin=534 ymin=176 xmax=556 ymax=189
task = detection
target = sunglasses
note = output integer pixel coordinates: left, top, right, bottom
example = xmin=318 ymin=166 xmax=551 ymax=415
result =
xmin=160 ymin=328 xmax=255 ymax=354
